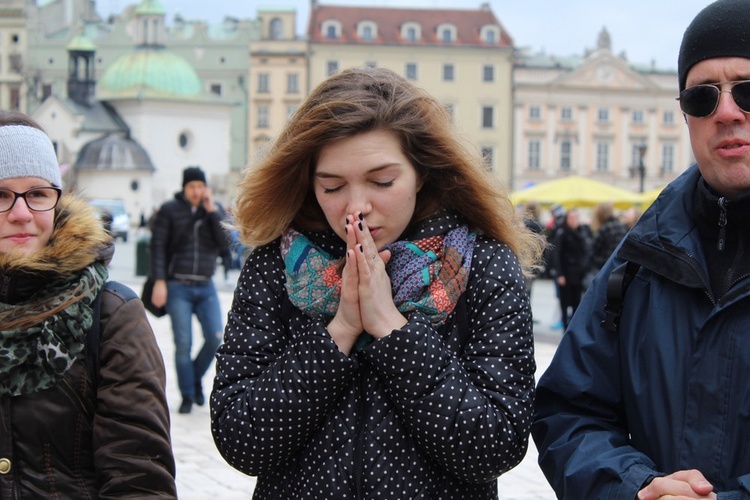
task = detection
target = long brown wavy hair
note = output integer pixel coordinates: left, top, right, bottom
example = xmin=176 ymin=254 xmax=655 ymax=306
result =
xmin=234 ymin=67 xmax=543 ymax=272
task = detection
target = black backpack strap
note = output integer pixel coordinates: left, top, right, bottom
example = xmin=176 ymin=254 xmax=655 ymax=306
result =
xmin=601 ymin=261 xmax=640 ymax=333
xmin=87 ymin=281 xmax=139 ymax=390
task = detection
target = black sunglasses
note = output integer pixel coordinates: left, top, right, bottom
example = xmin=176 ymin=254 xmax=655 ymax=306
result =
xmin=676 ymin=79 xmax=750 ymax=118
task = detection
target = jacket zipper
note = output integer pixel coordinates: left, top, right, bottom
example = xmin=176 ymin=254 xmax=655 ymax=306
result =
xmin=717 ymin=197 xmax=727 ymax=252
xmin=192 ymin=219 xmax=203 ymax=275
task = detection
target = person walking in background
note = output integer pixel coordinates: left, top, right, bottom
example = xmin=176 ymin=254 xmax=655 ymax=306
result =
xmin=150 ymin=166 xmax=230 ymax=414
xmin=533 ymin=1 xmax=750 ymax=497
xmin=589 ymin=201 xmax=628 ymax=280
xmin=210 ymin=67 xmax=544 ymax=498
xmin=0 ymin=111 xmax=175 ymax=497
xmin=548 ymin=208 xmax=592 ymax=329
xmin=520 ymin=201 xmax=545 ymax=296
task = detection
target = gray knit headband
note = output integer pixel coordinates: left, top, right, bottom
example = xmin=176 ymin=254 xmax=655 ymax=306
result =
xmin=0 ymin=125 xmax=62 ymax=187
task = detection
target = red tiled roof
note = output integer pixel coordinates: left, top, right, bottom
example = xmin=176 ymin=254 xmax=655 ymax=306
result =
xmin=307 ymin=4 xmax=513 ymax=47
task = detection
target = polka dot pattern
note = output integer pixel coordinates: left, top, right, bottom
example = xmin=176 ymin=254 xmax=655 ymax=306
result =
xmin=211 ymin=232 xmax=535 ymax=499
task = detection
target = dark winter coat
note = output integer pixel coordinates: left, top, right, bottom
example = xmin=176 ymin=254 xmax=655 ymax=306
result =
xmin=211 ymin=230 xmax=535 ymax=499
xmin=549 ymin=223 xmax=592 ymax=286
xmin=533 ymin=165 xmax=750 ymax=499
xmin=150 ymin=192 xmax=230 ymax=281
xmin=590 ymin=216 xmax=627 ymax=273
xmin=0 ymin=196 xmax=176 ymax=499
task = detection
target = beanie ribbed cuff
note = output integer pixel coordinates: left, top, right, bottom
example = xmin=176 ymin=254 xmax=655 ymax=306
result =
xmin=0 ymin=125 xmax=62 ymax=187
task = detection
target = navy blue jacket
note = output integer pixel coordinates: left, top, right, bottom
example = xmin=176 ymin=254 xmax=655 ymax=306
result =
xmin=533 ymin=165 xmax=750 ymax=499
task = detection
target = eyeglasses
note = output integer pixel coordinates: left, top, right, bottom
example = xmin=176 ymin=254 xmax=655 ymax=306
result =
xmin=0 ymin=187 xmax=62 ymax=213
xmin=676 ymin=79 xmax=750 ymax=118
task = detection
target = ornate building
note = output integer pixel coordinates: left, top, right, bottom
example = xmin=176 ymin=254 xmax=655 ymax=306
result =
xmin=307 ymin=2 xmax=515 ymax=182
xmin=512 ymin=28 xmax=690 ymax=192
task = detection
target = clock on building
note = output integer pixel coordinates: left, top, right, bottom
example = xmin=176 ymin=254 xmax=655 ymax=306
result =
xmin=596 ymin=64 xmax=615 ymax=83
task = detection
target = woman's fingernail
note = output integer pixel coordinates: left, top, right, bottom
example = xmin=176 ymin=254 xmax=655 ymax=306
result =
xmin=358 ymin=213 xmax=364 ymax=221
xmin=358 ymin=222 xmax=363 ymax=231
xmin=359 ymin=244 xmax=364 ymax=253
xmin=345 ymin=227 xmax=348 ymax=234
xmin=346 ymin=216 xmax=350 ymax=225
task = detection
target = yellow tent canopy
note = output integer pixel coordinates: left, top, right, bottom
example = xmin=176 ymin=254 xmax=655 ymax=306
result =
xmin=639 ymin=186 xmax=665 ymax=210
xmin=511 ymin=176 xmax=643 ymax=209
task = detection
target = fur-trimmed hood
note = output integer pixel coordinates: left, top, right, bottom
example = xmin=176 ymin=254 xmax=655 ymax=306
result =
xmin=0 ymin=194 xmax=113 ymax=285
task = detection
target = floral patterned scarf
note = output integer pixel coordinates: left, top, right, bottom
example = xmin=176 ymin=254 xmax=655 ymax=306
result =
xmin=0 ymin=262 xmax=108 ymax=396
xmin=280 ymin=213 xmax=475 ymax=328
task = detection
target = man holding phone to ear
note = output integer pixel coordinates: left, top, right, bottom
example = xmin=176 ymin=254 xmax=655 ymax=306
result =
xmin=150 ymin=166 xmax=231 ymax=414
xmin=533 ymin=0 xmax=750 ymax=498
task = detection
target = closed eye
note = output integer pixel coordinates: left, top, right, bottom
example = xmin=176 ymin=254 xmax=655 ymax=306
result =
xmin=322 ymin=185 xmax=343 ymax=194
xmin=373 ymin=180 xmax=394 ymax=188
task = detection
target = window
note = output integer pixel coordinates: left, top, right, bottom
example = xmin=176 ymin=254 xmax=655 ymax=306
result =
xmin=596 ymin=142 xmax=610 ymax=172
xmin=444 ymin=103 xmax=455 ymax=122
xmin=358 ymin=21 xmax=377 ymax=41
xmin=632 ymin=109 xmax=644 ymax=124
xmin=528 ymin=141 xmax=541 ymax=170
xmin=9 ymin=85 xmax=20 ymax=110
xmin=258 ymin=73 xmax=270 ymax=93
xmin=437 ymin=23 xmax=456 ymax=43
xmin=42 ymin=83 xmax=52 ymax=101
xmin=663 ymin=110 xmax=675 ymax=125
xmin=598 ymin=108 xmax=609 ymax=123
xmin=210 ymin=83 xmax=222 ymax=96
xmin=480 ymin=25 xmax=500 ymax=44
xmin=257 ymin=106 xmax=269 ymax=128
xmin=327 ymin=60 xmax=339 ymax=76
xmin=442 ymin=63 xmax=454 ymax=82
xmin=401 ymin=22 xmax=421 ymax=41
xmin=662 ymin=143 xmax=674 ymax=174
xmin=560 ymin=140 xmax=572 ymax=171
xmin=529 ymin=106 xmax=541 ymax=121
xmin=561 ymin=107 xmax=573 ymax=121
xmin=269 ymin=18 xmax=283 ymax=40
xmin=405 ymin=63 xmax=417 ymax=81
xmin=481 ymin=147 xmax=494 ymax=169
xmin=322 ymin=20 xmax=342 ymax=40
xmin=482 ymin=65 xmax=494 ymax=82
xmin=287 ymin=73 xmax=299 ymax=93
xmin=482 ymin=106 xmax=494 ymax=129
xmin=406 ymin=27 xmax=417 ymax=41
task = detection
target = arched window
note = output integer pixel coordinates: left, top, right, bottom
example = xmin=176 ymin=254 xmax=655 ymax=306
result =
xmin=401 ymin=22 xmax=421 ymax=42
xmin=269 ymin=18 xmax=283 ymax=40
xmin=480 ymin=25 xmax=500 ymax=44
xmin=357 ymin=21 xmax=377 ymax=41
xmin=436 ymin=23 xmax=457 ymax=43
xmin=322 ymin=19 xmax=342 ymax=40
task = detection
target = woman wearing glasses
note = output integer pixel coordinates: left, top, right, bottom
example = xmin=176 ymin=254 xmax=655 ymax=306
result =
xmin=0 ymin=111 xmax=176 ymax=498
xmin=533 ymin=1 xmax=750 ymax=498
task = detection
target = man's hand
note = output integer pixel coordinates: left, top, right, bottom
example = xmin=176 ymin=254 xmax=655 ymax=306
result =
xmin=151 ymin=279 xmax=168 ymax=308
xmin=638 ymin=470 xmax=716 ymax=500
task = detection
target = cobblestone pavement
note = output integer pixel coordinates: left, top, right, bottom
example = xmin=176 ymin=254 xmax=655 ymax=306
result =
xmin=109 ymin=239 xmax=561 ymax=499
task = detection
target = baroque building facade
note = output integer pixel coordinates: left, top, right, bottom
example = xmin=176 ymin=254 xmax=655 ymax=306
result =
xmin=513 ymin=29 xmax=689 ymax=192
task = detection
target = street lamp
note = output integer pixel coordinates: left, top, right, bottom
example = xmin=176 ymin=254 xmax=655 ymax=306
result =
xmin=636 ymin=144 xmax=647 ymax=193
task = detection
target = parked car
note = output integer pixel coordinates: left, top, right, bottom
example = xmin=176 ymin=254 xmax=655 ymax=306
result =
xmin=90 ymin=198 xmax=130 ymax=241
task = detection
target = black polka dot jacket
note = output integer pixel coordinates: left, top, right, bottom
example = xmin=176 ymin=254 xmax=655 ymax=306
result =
xmin=210 ymin=234 xmax=535 ymax=499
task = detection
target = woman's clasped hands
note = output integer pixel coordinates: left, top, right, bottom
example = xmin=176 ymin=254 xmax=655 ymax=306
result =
xmin=327 ymin=212 xmax=407 ymax=354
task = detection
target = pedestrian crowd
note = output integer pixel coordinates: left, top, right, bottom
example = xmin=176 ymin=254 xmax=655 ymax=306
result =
xmin=2 ymin=1 xmax=750 ymax=498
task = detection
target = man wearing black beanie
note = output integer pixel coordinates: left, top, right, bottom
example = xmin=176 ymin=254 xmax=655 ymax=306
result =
xmin=533 ymin=1 xmax=750 ymax=498
xmin=150 ymin=166 xmax=231 ymax=414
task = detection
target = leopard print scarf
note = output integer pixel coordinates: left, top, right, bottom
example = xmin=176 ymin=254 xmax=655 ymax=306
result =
xmin=0 ymin=262 xmax=108 ymax=396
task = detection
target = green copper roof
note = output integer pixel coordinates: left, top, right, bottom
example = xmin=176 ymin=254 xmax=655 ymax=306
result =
xmin=134 ymin=0 xmax=167 ymax=16
xmin=67 ymin=33 xmax=97 ymax=52
xmin=98 ymin=48 xmax=202 ymax=98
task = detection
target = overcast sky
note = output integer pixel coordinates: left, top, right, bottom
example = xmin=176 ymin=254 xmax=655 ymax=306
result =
xmin=97 ymin=0 xmax=714 ymax=70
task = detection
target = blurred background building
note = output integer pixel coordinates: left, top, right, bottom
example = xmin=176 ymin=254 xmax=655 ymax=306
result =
xmin=0 ymin=0 xmax=688 ymax=226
